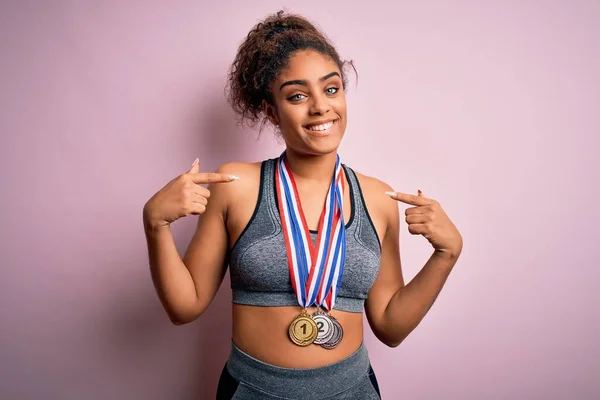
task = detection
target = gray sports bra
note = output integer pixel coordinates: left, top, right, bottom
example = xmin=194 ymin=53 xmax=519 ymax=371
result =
xmin=228 ymin=158 xmax=381 ymax=313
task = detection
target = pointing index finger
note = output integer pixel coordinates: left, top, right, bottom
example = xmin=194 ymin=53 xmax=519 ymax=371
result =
xmin=385 ymin=191 xmax=431 ymax=206
xmin=190 ymin=172 xmax=240 ymax=184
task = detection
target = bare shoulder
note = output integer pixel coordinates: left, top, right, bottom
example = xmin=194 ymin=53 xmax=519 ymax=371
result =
xmin=212 ymin=161 xmax=261 ymax=193
xmin=210 ymin=160 xmax=263 ymax=213
xmin=216 ymin=161 xmax=262 ymax=182
xmin=349 ymin=169 xmax=398 ymax=239
xmin=351 ymin=169 xmax=394 ymax=196
xmin=351 ymin=170 xmax=395 ymax=209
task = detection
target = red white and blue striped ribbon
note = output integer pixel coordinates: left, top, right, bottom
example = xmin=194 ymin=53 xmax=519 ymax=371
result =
xmin=275 ymin=153 xmax=346 ymax=311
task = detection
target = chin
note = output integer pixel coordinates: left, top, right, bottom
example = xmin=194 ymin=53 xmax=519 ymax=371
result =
xmin=304 ymin=137 xmax=343 ymax=156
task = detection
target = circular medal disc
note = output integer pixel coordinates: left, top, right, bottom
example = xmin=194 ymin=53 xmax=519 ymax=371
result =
xmin=312 ymin=312 xmax=335 ymax=345
xmin=321 ymin=317 xmax=343 ymax=350
xmin=289 ymin=315 xmax=318 ymax=346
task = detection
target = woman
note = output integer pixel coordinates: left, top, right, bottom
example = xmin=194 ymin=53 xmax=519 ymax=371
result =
xmin=143 ymin=11 xmax=463 ymax=399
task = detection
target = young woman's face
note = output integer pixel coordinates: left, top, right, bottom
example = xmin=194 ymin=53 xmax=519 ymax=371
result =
xmin=267 ymin=50 xmax=347 ymax=156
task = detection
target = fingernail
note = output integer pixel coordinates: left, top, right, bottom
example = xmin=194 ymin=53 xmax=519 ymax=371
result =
xmin=229 ymin=175 xmax=240 ymax=181
xmin=385 ymin=191 xmax=395 ymax=197
xmin=191 ymin=158 xmax=199 ymax=166
xmin=418 ymin=189 xmax=423 ymax=196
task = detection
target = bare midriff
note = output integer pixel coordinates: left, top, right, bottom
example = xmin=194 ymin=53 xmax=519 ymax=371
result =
xmin=232 ymin=304 xmax=364 ymax=368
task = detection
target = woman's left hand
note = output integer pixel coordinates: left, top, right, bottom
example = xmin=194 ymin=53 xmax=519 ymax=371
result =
xmin=386 ymin=190 xmax=463 ymax=259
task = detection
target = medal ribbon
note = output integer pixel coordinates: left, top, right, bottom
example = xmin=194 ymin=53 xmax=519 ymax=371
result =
xmin=275 ymin=153 xmax=346 ymax=311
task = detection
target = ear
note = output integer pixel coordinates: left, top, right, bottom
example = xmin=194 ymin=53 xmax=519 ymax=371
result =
xmin=262 ymin=99 xmax=279 ymax=126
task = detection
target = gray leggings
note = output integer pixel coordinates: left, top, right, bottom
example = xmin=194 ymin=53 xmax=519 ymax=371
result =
xmin=216 ymin=341 xmax=381 ymax=399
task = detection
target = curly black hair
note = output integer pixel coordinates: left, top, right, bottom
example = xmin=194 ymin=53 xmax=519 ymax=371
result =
xmin=226 ymin=10 xmax=355 ymax=131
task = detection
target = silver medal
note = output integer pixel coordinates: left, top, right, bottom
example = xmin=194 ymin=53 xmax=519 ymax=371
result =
xmin=312 ymin=311 xmax=335 ymax=345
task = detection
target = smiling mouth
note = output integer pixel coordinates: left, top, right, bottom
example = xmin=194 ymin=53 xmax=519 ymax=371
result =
xmin=304 ymin=120 xmax=338 ymax=133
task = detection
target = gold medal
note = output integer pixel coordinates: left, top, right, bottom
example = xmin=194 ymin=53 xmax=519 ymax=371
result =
xmin=288 ymin=309 xmax=318 ymax=346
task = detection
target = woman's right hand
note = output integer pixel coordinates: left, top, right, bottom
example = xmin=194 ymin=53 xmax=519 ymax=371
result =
xmin=143 ymin=158 xmax=239 ymax=230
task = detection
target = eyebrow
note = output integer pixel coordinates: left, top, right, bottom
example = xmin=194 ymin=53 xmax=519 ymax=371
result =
xmin=279 ymin=71 xmax=340 ymax=91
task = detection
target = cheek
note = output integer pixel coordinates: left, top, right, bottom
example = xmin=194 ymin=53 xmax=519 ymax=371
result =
xmin=277 ymin=104 xmax=305 ymax=126
xmin=333 ymin=95 xmax=347 ymax=113
xmin=335 ymin=98 xmax=348 ymax=131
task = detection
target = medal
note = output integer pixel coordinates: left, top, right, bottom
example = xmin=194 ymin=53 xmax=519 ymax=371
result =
xmin=289 ymin=309 xmax=318 ymax=346
xmin=320 ymin=314 xmax=343 ymax=350
xmin=312 ymin=309 xmax=335 ymax=345
xmin=275 ymin=153 xmax=347 ymax=347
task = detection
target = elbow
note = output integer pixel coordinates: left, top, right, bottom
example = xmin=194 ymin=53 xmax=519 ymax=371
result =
xmin=381 ymin=337 xmax=403 ymax=348
xmin=376 ymin=330 xmax=408 ymax=348
xmin=154 ymin=287 xmax=207 ymax=326
xmin=166 ymin=306 xmax=203 ymax=326
xmin=168 ymin=313 xmax=197 ymax=326
xmin=169 ymin=317 xmax=190 ymax=326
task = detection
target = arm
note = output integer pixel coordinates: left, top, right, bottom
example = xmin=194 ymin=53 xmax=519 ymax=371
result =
xmin=365 ymin=186 xmax=462 ymax=347
xmin=143 ymin=163 xmax=238 ymax=325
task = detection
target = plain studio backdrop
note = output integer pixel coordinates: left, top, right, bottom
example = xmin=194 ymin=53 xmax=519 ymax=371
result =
xmin=1 ymin=1 xmax=598 ymax=399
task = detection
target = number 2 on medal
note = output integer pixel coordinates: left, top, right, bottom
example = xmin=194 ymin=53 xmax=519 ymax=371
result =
xmin=317 ymin=321 xmax=324 ymax=333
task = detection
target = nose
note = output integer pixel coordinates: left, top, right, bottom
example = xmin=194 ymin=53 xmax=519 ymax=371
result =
xmin=309 ymin=92 xmax=331 ymax=115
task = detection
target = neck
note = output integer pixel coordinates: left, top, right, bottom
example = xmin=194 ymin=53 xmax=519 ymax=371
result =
xmin=283 ymin=150 xmax=339 ymax=182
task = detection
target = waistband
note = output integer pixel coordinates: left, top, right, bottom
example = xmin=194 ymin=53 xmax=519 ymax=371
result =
xmin=226 ymin=341 xmax=370 ymax=397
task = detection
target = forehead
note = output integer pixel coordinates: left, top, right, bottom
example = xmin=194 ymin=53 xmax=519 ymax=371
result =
xmin=277 ymin=50 xmax=341 ymax=82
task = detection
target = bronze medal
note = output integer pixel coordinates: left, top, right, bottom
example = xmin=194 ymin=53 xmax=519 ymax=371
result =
xmin=289 ymin=310 xmax=318 ymax=346
xmin=321 ymin=314 xmax=343 ymax=350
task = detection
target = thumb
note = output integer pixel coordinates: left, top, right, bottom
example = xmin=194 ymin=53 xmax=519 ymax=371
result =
xmin=188 ymin=158 xmax=200 ymax=174
xmin=417 ymin=189 xmax=423 ymax=197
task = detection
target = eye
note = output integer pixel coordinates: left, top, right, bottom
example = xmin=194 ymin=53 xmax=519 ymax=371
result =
xmin=288 ymin=93 xmax=307 ymax=102
xmin=325 ymin=87 xmax=339 ymax=95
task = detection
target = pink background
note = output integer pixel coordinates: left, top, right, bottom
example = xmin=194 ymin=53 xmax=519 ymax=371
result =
xmin=1 ymin=1 xmax=599 ymax=399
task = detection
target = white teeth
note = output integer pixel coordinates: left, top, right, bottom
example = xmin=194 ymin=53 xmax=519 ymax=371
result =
xmin=306 ymin=121 xmax=334 ymax=131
